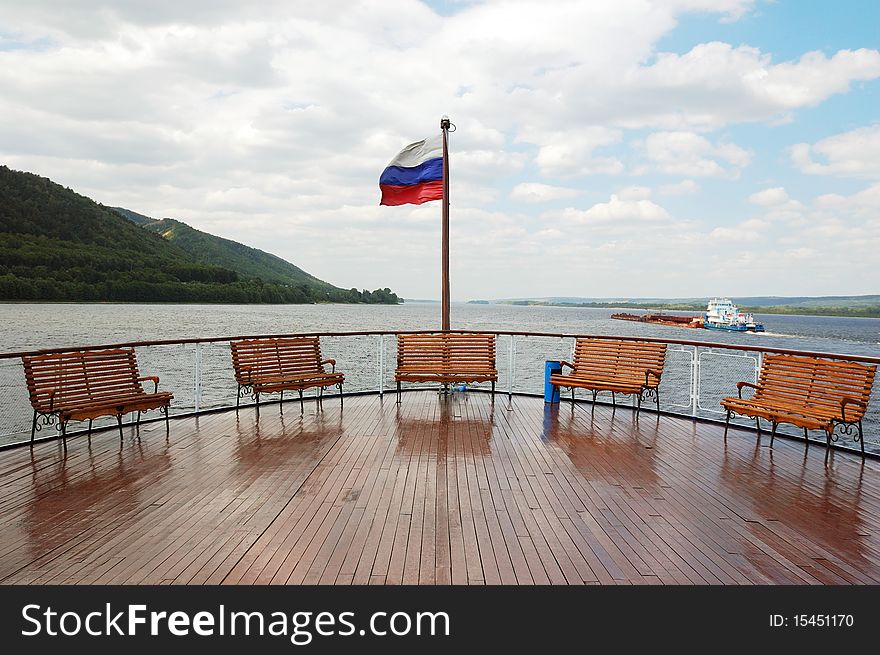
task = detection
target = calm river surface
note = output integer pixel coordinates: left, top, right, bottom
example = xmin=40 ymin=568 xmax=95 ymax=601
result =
xmin=0 ymin=302 xmax=877 ymax=450
xmin=1 ymin=302 xmax=878 ymax=356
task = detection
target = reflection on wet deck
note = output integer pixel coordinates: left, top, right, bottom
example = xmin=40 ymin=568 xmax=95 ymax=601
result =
xmin=1 ymin=391 xmax=878 ymax=585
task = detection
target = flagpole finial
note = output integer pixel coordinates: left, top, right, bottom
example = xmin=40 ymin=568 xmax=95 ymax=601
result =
xmin=440 ymin=115 xmax=451 ymax=130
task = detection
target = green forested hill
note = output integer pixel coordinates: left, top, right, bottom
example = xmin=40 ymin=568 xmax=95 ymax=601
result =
xmin=113 ymin=208 xmax=338 ymax=292
xmin=0 ymin=166 xmax=399 ymax=304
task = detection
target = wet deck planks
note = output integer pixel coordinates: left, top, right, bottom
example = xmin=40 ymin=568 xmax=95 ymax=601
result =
xmin=1 ymin=391 xmax=879 ymax=585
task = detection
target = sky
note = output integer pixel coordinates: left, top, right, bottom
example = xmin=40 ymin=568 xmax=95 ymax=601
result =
xmin=1 ymin=0 xmax=878 ymax=300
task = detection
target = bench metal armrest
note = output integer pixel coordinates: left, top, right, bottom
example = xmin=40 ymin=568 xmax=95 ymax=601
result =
xmin=559 ymin=360 xmax=574 ymax=372
xmin=321 ymin=359 xmax=336 ymax=372
xmin=138 ymin=375 xmax=160 ymax=393
xmin=645 ymin=368 xmax=661 ymax=385
xmin=736 ymin=381 xmax=759 ymax=399
xmin=840 ymin=397 xmax=866 ymax=422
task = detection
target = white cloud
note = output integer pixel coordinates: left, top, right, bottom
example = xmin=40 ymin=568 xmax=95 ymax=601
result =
xmin=1 ymin=1 xmax=879 ymax=298
xmin=709 ymin=226 xmax=759 ymax=242
xmin=815 ymin=182 xmax=880 ymax=218
xmin=637 ymin=131 xmax=751 ymax=177
xmin=658 ymin=179 xmax=700 ymax=195
xmin=748 ymin=187 xmax=788 ymax=206
xmin=616 ymin=185 xmax=652 ymax=200
xmin=740 ymin=218 xmax=769 ymax=231
xmin=454 ymin=149 xmax=529 ymax=181
xmin=669 ymin=0 xmax=756 ymax=21
xmin=782 ymin=247 xmax=818 ymax=260
xmin=623 ymin=43 xmax=880 ymax=129
xmin=791 ymin=124 xmax=880 ymax=178
xmin=510 ymin=182 xmax=580 ymax=203
xmin=559 ymin=194 xmax=670 ymax=225
xmin=761 ymin=49 xmax=880 ymax=108
xmin=526 ymin=126 xmax=624 ymax=177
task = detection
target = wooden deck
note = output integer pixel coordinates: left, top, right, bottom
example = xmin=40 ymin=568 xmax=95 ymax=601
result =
xmin=1 ymin=390 xmax=879 ymax=585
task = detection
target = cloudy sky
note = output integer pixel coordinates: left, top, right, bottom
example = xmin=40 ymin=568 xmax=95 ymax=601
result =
xmin=2 ymin=0 xmax=878 ymax=300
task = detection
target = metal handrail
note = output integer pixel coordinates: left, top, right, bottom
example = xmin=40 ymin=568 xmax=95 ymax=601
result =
xmin=2 ymin=327 xmax=877 ymax=457
xmin=2 ymin=328 xmax=878 ymax=364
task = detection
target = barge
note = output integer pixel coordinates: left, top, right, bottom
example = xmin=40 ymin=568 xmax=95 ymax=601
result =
xmin=611 ymin=312 xmax=704 ymax=328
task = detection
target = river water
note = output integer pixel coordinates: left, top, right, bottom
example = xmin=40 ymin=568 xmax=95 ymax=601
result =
xmin=2 ymin=302 xmax=878 ymax=355
xmin=1 ymin=302 xmax=878 ymax=450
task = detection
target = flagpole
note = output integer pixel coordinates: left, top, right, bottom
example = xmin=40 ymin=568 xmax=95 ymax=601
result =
xmin=440 ymin=115 xmax=451 ymax=331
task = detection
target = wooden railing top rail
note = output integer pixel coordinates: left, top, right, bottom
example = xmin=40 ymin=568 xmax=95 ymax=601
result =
xmin=2 ymin=329 xmax=878 ymax=365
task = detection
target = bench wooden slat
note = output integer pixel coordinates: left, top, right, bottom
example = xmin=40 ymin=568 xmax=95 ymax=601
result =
xmin=394 ymin=333 xmax=497 ymax=400
xmin=229 ymin=337 xmax=344 ymax=412
xmin=549 ymin=338 xmax=667 ymax=408
xmin=720 ymin=353 xmax=876 ymax=455
xmin=21 ymin=348 xmax=173 ymax=443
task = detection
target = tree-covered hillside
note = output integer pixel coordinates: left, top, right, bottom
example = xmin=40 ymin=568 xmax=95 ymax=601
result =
xmin=113 ymin=208 xmax=338 ymax=291
xmin=0 ymin=166 xmax=400 ymax=304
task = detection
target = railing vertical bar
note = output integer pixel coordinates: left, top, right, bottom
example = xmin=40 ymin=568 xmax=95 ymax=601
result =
xmin=691 ymin=345 xmax=699 ymax=417
xmin=193 ymin=343 xmax=202 ymax=414
xmin=378 ymin=334 xmax=384 ymax=397
xmin=507 ymin=335 xmax=515 ymax=399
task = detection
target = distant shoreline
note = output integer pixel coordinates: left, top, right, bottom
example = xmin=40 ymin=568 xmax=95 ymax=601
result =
xmin=1 ymin=299 xmax=877 ymax=318
xmin=496 ymin=300 xmax=880 ymax=319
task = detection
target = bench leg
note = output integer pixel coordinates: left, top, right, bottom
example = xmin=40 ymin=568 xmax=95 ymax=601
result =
xmin=236 ymin=386 xmax=241 ymax=414
xmin=655 ymin=389 xmax=660 ymax=413
xmin=31 ymin=411 xmax=37 ymax=444
xmin=60 ymin=420 xmax=67 ymax=449
xmin=299 ymin=389 xmax=304 ymax=414
xmin=117 ymin=414 xmax=124 ymax=441
xmin=571 ymin=388 xmax=576 ymax=407
xmin=397 ymin=381 xmax=401 ymax=404
xmin=723 ymin=411 xmax=731 ymax=442
xmin=165 ymin=405 xmax=170 ymax=435
xmin=611 ymin=392 xmax=616 ymax=408
xmin=88 ymin=419 xmax=93 ymax=443
xmin=280 ymin=390 xmax=284 ymax=413
xmin=255 ymin=392 xmax=260 ymax=416
xmin=859 ymin=420 xmax=865 ymax=458
xmin=636 ymin=392 xmax=642 ymax=416
xmin=590 ymin=390 xmax=597 ymax=413
xmin=803 ymin=427 xmax=809 ymax=450
xmin=769 ymin=421 xmax=778 ymax=447
xmin=338 ymin=383 xmax=344 ymax=409
xmin=755 ymin=418 xmax=762 ymax=440
xmin=825 ymin=429 xmax=832 ymax=462
xmin=136 ymin=411 xmax=141 ymax=428
xmin=491 ymin=381 xmax=495 ymax=402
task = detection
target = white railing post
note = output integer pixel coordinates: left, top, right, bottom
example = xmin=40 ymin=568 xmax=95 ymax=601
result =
xmin=507 ymin=335 xmax=515 ymax=399
xmin=378 ymin=334 xmax=385 ymax=397
xmin=691 ymin=345 xmax=699 ymax=417
xmin=193 ymin=343 xmax=202 ymax=414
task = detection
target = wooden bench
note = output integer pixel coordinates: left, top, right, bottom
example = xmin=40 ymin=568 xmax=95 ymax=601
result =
xmin=21 ymin=348 xmax=173 ymax=445
xmin=395 ymin=333 xmax=497 ymax=402
xmin=548 ymin=338 xmax=667 ymax=414
xmin=230 ymin=336 xmax=344 ymax=413
xmin=721 ymin=353 xmax=876 ymax=456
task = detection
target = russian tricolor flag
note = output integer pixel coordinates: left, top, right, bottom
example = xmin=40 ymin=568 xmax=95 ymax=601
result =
xmin=379 ymin=135 xmax=443 ymax=206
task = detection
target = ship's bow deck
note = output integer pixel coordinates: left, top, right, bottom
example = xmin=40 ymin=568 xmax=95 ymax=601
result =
xmin=1 ymin=391 xmax=878 ymax=585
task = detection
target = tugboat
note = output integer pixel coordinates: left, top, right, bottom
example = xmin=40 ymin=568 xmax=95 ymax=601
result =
xmin=704 ymin=298 xmax=765 ymax=332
